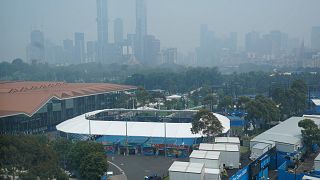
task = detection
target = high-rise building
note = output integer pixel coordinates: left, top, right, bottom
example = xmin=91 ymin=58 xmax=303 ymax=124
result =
xmin=96 ymin=0 xmax=108 ymax=62
xmin=97 ymin=0 xmax=108 ymax=44
xmin=87 ymin=41 xmax=97 ymax=63
xmin=114 ymin=18 xmax=124 ymax=44
xmin=162 ymin=48 xmax=177 ymax=64
xmin=245 ymin=31 xmax=260 ymax=53
xmin=143 ymin=35 xmax=160 ymax=65
xmin=26 ymin=30 xmax=45 ymax=63
xmin=311 ymin=26 xmax=320 ymax=50
xmin=74 ymin=32 xmax=85 ymax=64
xmin=63 ymin=39 xmax=74 ymax=64
xmin=135 ymin=0 xmax=147 ymax=62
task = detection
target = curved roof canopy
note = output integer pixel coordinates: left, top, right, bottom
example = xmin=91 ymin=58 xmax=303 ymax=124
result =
xmin=56 ymin=109 xmax=230 ymax=138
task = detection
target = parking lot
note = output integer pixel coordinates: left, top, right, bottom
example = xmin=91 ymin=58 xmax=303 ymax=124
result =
xmin=108 ymin=154 xmax=188 ymax=180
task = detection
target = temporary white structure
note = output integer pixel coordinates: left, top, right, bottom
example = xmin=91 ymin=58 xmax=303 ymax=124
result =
xmin=56 ymin=109 xmax=231 ymax=137
xmin=169 ymin=161 xmax=205 ymax=180
xmin=204 ymin=168 xmax=221 ymax=180
xmin=214 ymin=137 xmax=240 ymax=148
xmin=250 ymin=143 xmax=273 ymax=160
xmin=199 ymin=143 xmax=240 ymax=168
xmin=315 ymin=153 xmax=320 ymax=171
xmin=189 ymin=150 xmax=221 ymax=169
xmin=250 ymin=116 xmax=320 ymax=153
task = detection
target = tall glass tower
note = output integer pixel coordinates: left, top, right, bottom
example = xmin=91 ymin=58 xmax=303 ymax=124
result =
xmin=135 ymin=0 xmax=147 ymax=62
xmin=96 ymin=0 xmax=108 ymax=62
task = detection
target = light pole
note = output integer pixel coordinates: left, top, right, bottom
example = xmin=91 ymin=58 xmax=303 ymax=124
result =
xmin=164 ymin=118 xmax=167 ymax=158
xmin=126 ymin=120 xmax=128 ymax=156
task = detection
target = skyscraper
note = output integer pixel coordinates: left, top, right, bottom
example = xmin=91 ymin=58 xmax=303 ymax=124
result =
xmin=26 ymin=30 xmax=45 ymax=63
xmin=97 ymin=0 xmax=108 ymax=44
xmin=135 ymin=0 xmax=147 ymax=62
xmin=96 ymin=0 xmax=108 ymax=62
xmin=74 ymin=32 xmax=85 ymax=64
xmin=311 ymin=26 xmax=320 ymax=50
xmin=143 ymin=35 xmax=160 ymax=65
xmin=63 ymin=39 xmax=74 ymax=64
xmin=162 ymin=48 xmax=177 ymax=64
xmin=114 ymin=18 xmax=124 ymax=44
xmin=245 ymin=31 xmax=260 ymax=53
xmin=87 ymin=41 xmax=97 ymax=63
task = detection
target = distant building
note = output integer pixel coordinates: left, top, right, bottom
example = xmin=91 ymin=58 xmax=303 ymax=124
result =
xmin=96 ymin=0 xmax=109 ymax=62
xmin=311 ymin=26 xmax=320 ymax=50
xmin=135 ymin=0 xmax=147 ymax=63
xmin=86 ymin=41 xmax=97 ymax=63
xmin=63 ymin=39 xmax=74 ymax=64
xmin=143 ymin=35 xmax=160 ymax=65
xmin=245 ymin=31 xmax=260 ymax=54
xmin=162 ymin=48 xmax=177 ymax=64
xmin=114 ymin=18 xmax=124 ymax=44
xmin=45 ymin=40 xmax=64 ymax=64
xmin=74 ymin=32 xmax=85 ymax=64
xmin=26 ymin=30 xmax=45 ymax=63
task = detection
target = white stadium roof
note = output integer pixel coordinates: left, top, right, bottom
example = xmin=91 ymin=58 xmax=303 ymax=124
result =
xmin=56 ymin=109 xmax=230 ymax=138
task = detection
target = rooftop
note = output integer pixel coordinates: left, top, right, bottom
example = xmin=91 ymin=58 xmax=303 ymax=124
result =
xmin=189 ymin=150 xmax=220 ymax=160
xmin=199 ymin=143 xmax=239 ymax=152
xmin=251 ymin=116 xmax=320 ymax=145
xmin=215 ymin=137 xmax=240 ymax=144
xmin=0 ymin=81 xmax=136 ymax=117
xmin=204 ymin=168 xmax=220 ymax=175
xmin=316 ymin=153 xmax=320 ymax=161
xmin=311 ymin=99 xmax=320 ymax=106
xmin=169 ymin=161 xmax=204 ymax=174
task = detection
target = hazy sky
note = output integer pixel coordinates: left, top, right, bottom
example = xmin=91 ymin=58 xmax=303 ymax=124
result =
xmin=1 ymin=0 xmax=320 ymax=61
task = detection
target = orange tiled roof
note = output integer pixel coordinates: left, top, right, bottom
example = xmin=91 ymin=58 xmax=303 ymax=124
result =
xmin=0 ymin=81 xmax=136 ymax=117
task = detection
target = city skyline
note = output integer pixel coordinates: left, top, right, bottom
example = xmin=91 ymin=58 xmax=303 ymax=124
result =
xmin=1 ymin=0 xmax=320 ymax=61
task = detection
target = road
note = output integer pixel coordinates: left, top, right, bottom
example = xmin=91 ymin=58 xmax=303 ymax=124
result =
xmin=108 ymin=154 xmax=188 ymax=180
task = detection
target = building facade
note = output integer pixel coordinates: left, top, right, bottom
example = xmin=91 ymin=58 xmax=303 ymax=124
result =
xmin=0 ymin=82 xmax=136 ymax=134
xmin=74 ymin=32 xmax=85 ymax=64
xmin=26 ymin=30 xmax=45 ymax=63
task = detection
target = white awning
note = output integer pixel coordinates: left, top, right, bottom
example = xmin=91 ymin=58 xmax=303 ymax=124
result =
xmin=56 ymin=109 xmax=230 ymax=138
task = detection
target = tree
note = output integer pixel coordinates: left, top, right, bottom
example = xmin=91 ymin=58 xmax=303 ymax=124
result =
xmin=68 ymin=141 xmax=105 ymax=171
xmin=202 ymin=93 xmax=218 ymax=112
xmin=79 ymin=152 xmax=108 ymax=180
xmin=0 ymin=135 xmax=67 ymax=180
xmin=237 ymin=96 xmax=251 ymax=110
xmin=298 ymin=119 xmax=320 ymax=152
xmin=245 ymin=95 xmax=280 ymax=129
xmin=218 ymin=96 xmax=233 ymax=111
xmin=52 ymin=138 xmax=72 ymax=169
xmin=274 ymin=80 xmax=308 ymax=119
xmin=135 ymin=87 xmax=150 ymax=106
xmin=191 ymin=109 xmax=223 ymax=138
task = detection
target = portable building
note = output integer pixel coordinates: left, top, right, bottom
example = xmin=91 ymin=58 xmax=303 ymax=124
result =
xmin=169 ymin=161 xmax=204 ymax=180
xmin=250 ymin=143 xmax=272 ymax=160
xmin=199 ymin=143 xmax=240 ymax=168
xmin=204 ymin=168 xmax=221 ymax=180
xmin=189 ymin=150 xmax=221 ymax=169
xmin=214 ymin=137 xmax=240 ymax=148
xmin=250 ymin=116 xmax=320 ymax=153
